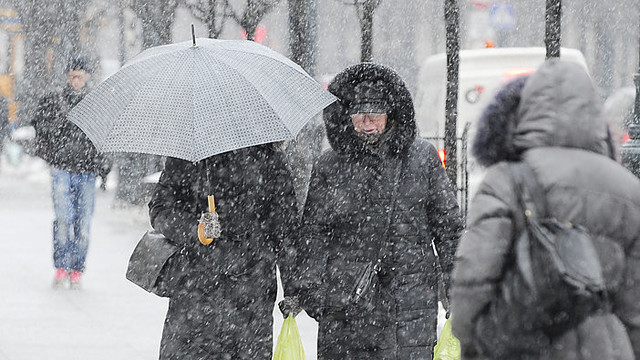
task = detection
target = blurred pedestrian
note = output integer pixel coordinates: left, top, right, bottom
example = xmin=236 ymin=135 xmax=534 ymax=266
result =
xmin=451 ymin=59 xmax=640 ymax=359
xmin=148 ymin=143 xmax=298 ymax=359
xmin=281 ymin=63 xmax=463 ymax=359
xmin=31 ymin=56 xmax=112 ymax=289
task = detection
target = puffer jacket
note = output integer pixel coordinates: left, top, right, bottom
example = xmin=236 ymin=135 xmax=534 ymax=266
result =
xmin=286 ymin=63 xmax=463 ymax=359
xmin=149 ymin=145 xmax=298 ymax=360
xmin=31 ymin=85 xmax=110 ymax=174
xmin=451 ymin=59 xmax=640 ymax=360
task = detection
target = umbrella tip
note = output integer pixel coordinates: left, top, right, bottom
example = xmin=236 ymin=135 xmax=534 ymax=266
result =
xmin=191 ymin=24 xmax=196 ymax=47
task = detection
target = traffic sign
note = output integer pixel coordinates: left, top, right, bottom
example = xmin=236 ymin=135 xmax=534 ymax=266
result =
xmin=489 ymin=3 xmax=516 ymax=30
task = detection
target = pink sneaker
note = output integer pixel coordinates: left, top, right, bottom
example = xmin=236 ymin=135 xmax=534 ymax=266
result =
xmin=69 ymin=270 xmax=82 ymax=290
xmin=52 ymin=268 xmax=68 ymax=288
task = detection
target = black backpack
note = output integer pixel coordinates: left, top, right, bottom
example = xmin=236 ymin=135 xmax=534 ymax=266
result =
xmin=476 ymin=162 xmax=608 ymax=358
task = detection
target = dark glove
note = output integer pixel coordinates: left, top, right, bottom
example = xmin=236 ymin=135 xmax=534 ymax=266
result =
xmin=99 ymin=176 xmax=107 ymax=191
xmin=97 ymin=157 xmax=112 ymax=190
xmin=278 ymin=296 xmax=302 ymax=319
xmin=198 ymin=212 xmax=221 ymax=238
xmin=98 ymin=157 xmax=112 ymax=179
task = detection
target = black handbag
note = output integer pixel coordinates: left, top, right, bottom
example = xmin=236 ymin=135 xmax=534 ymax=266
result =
xmin=126 ymin=230 xmax=181 ymax=296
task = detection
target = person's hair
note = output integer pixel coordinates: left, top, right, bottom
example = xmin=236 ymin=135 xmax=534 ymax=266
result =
xmin=66 ymin=56 xmax=91 ymax=73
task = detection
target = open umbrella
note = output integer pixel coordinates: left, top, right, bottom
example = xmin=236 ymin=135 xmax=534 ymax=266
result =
xmin=68 ymin=37 xmax=336 ymax=162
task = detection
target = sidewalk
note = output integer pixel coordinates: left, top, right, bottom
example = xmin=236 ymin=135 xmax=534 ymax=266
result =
xmin=0 ymin=154 xmax=318 ymax=360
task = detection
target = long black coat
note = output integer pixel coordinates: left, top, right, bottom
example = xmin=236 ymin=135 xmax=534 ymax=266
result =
xmin=31 ymin=85 xmax=110 ymax=174
xmin=149 ymin=145 xmax=298 ymax=360
xmin=451 ymin=60 xmax=640 ymax=360
xmin=286 ymin=63 xmax=463 ymax=359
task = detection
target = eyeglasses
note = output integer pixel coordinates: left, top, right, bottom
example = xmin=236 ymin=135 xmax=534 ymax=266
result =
xmin=350 ymin=113 xmax=387 ymax=122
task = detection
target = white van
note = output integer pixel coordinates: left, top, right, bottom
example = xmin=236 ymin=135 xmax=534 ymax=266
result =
xmin=414 ymin=47 xmax=589 ymax=199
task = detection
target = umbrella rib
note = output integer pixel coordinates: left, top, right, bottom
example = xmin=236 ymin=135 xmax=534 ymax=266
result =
xmin=189 ymin=50 xmax=198 ymax=162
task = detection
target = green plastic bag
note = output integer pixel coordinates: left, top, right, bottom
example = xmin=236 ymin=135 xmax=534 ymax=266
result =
xmin=273 ymin=315 xmax=306 ymax=360
xmin=433 ymin=318 xmax=461 ymax=360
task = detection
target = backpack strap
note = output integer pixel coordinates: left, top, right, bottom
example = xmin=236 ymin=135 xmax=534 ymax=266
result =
xmin=509 ymin=161 xmax=549 ymax=219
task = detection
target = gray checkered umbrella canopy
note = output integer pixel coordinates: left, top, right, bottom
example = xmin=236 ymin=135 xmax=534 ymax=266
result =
xmin=68 ymin=38 xmax=336 ymax=162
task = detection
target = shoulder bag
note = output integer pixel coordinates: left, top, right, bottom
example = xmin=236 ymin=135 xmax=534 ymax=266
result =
xmin=347 ymin=158 xmax=404 ymax=312
xmin=126 ymin=230 xmax=181 ymax=296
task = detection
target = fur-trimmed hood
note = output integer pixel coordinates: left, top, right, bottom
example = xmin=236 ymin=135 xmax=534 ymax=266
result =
xmin=473 ymin=59 xmax=614 ymax=167
xmin=324 ymin=63 xmax=417 ymax=157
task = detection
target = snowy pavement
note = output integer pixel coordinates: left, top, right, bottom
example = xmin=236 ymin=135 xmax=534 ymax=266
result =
xmin=0 ymin=153 xmax=318 ymax=360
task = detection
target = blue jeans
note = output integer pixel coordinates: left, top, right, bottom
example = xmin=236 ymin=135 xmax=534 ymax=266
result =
xmin=50 ymin=168 xmax=96 ymax=272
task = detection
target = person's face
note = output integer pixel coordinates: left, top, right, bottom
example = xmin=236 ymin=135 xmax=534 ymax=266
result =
xmin=67 ymin=70 xmax=89 ymax=91
xmin=350 ymin=113 xmax=387 ymax=135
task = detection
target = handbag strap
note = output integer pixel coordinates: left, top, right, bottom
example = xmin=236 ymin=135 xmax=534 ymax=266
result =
xmin=432 ymin=241 xmax=450 ymax=311
xmin=374 ymin=156 xmax=405 ymax=272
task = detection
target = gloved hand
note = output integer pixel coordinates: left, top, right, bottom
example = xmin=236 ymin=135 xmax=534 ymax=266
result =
xmin=98 ymin=156 xmax=112 ymax=179
xmin=97 ymin=157 xmax=112 ymax=191
xmin=199 ymin=212 xmax=221 ymax=238
xmin=278 ymin=296 xmax=302 ymax=319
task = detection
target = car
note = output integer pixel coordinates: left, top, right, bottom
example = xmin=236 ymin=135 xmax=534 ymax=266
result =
xmin=604 ymin=86 xmax=635 ymax=156
xmin=414 ymin=47 xmax=589 ymax=200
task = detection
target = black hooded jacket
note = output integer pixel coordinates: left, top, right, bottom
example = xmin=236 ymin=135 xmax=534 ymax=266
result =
xmin=148 ymin=145 xmax=298 ymax=359
xmin=287 ymin=63 xmax=463 ymax=359
xmin=31 ymin=85 xmax=110 ymax=175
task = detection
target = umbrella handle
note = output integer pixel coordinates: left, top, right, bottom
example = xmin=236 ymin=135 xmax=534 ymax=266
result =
xmin=198 ymin=195 xmax=216 ymax=245
xmin=208 ymin=195 xmax=216 ymax=213
xmin=198 ymin=224 xmax=213 ymax=245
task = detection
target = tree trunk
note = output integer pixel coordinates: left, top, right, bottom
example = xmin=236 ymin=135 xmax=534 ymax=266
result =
xmin=245 ymin=23 xmax=257 ymax=41
xmin=359 ymin=8 xmax=373 ymax=62
xmin=545 ymin=0 xmax=561 ymax=58
xmin=286 ymin=0 xmax=320 ymax=209
xmin=288 ymin=0 xmax=316 ymax=73
xmin=444 ymin=0 xmax=460 ymax=188
xmin=118 ymin=0 xmax=175 ymax=206
xmin=206 ymin=1 xmax=229 ymax=39
xmin=14 ymin=0 xmax=88 ymax=120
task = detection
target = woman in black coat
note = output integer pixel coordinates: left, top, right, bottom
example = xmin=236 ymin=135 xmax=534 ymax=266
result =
xmin=283 ymin=63 xmax=463 ymax=359
xmin=148 ymin=144 xmax=298 ymax=360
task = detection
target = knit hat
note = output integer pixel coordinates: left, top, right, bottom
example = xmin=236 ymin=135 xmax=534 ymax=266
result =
xmin=349 ymin=80 xmax=390 ymax=114
xmin=66 ymin=56 xmax=91 ymax=73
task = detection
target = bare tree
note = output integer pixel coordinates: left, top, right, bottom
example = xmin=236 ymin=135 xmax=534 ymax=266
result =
xmin=287 ymin=0 xmax=316 ymax=73
xmin=115 ymin=1 xmax=178 ymax=206
xmin=133 ymin=0 xmax=178 ymax=48
xmin=226 ymin=0 xmax=281 ymax=41
xmin=444 ymin=0 xmax=460 ymax=188
xmin=545 ymin=0 xmax=561 ymax=58
xmin=12 ymin=0 xmax=90 ymax=119
xmin=183 ymin=0 xmax=231 ymax=38
xmin=337 ymin=0 xmax=383 ymax=62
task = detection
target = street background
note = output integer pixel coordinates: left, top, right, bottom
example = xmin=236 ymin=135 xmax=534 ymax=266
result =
xmin=0 ymin=153 xmax=318 ymax=360
xmin=1 ymin=0 xmax=638 ymax=358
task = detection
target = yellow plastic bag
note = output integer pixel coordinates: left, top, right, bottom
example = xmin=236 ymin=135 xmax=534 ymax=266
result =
xmin=433 ymin=318 xmax=461 ymax=360
xmin=273 ymin=315 xmax=306 ymax=360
